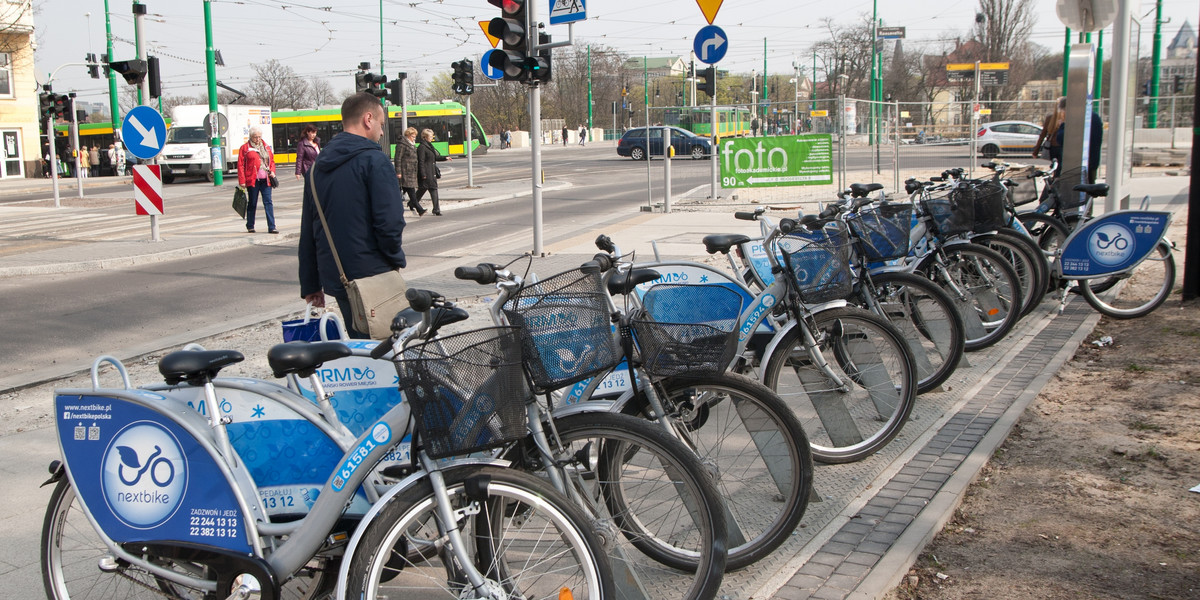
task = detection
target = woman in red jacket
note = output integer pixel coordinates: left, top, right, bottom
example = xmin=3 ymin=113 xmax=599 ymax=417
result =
xmin=238 ymin=127 xmax=277 ymax=233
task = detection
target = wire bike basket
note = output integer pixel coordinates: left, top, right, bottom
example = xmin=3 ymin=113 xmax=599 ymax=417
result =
xmin=502 ymin=269 xmax=622 ymax=393
xmin=846 ymin=202 xmax=914 ymax=261
xmin=633 ymin=284 xmax=743 ymax=378
xmin=778 ymin=223 xmax=854 ymax=303
xmin=967 ymin=180 xmax=1009 ymax=233
xmin=1052 ymin=167 xmax=1089 ymax=210
xmin=395 ymin=327 xmax=530 ymax=459
xmin=921 ymin=187 xmax=975 ymax=240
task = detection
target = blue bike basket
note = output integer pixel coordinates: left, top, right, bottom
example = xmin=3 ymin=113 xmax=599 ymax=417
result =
xmin=502 ymin=269 xmax=621 ymax=393
xmin=779 ymin=224 xmax=853 ymax=304
xmin=921 ymin=188 xmax=974 ymax=239
xmin=633 ymin=284 xmax=743 ymax=378
xmin=396 ymin=327 xmax=529 ymax=459
xmin=846 ymin=202 xmax=913 ymax=261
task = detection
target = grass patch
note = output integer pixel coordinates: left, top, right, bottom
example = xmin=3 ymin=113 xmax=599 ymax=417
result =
xmin=1126 ymin=363 xmax=1153 ymax=373
xmin=1128 ymin=419 xmax=1163 ymax=432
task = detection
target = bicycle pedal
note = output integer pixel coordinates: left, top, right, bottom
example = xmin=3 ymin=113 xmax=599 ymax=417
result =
xmin=325 ymin=531 xmax=350 ymax=548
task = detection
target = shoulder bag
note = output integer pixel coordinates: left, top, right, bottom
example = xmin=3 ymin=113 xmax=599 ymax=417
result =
xmin=306 ymin=171 xmax=408 ymax=339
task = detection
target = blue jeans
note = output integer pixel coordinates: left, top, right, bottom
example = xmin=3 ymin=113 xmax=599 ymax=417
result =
xmin=246 ymin=178 xmax=275 ymax=231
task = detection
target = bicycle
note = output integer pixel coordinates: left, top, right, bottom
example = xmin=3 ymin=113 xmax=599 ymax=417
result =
xmin=41 ymin=290 xmax=613 ymax=600
xmin=456 ymin=259 xmax=813 ymax=569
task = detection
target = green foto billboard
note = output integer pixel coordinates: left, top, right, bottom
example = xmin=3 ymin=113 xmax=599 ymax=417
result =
xmin=719 ymin=134 xmax=833 ymax=189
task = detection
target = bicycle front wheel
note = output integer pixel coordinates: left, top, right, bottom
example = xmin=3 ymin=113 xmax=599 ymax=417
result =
xmin=345 ymin=465 xmax=613 ymax=600
xmin=923 ymin=244 xmax=1023 ymax=352
xmin=1079 ymin=241 xmax=1176 ymax=319
xmin=858 ymin=271 xmax=965 ymax=394
xmin=628 ymin=373 xmax=814 ymax=569
xmin=762 ymin=306 xmax=918 ymax=464
xmin=975 ymin=230 xmax=1049 ymax=318
xmin=550 ymin=412 xmax=726 ymax=599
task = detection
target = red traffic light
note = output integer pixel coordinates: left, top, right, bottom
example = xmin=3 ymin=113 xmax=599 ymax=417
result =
xmin=487 ymin=0 xmax=523 ymax=15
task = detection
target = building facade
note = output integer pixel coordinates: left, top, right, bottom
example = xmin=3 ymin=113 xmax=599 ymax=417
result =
xmin=0 ymin=1 xmax=38 ymax=178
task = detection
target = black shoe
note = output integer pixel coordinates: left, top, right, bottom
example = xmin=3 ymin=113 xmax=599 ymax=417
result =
xmin=268 ymin=229 xmax=279 ymax=234
xmin=417 ymin=208 xmax=427 ymax=216
xmin=432 ymin=210 xmax=442 ymax=216
xmin=246 ymin=228 xmax=255 ymax=233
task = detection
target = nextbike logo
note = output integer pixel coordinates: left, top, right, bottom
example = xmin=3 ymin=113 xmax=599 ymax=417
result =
xmin=319 ymin=366 xmax=377 ymax=383
xmin=738 ymin=294 xmax=776 ymax=341
xmin=526 ymin=311 xmax=579 ymax=331
xmin=101 ymin=421 xmax=188 ymax=529
xmin=1088 ymin=223 xmax=1134 ymax=267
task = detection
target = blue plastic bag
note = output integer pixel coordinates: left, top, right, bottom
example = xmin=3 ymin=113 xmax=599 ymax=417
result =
xmin=281 ymin=305 xmax=346 ymax=342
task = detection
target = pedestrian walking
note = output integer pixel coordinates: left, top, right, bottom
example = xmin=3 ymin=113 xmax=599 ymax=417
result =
xmin=578 ymin=124 xmax=587 ymax=146
xmin=237 ymin=127 xmax=278 ymax=234
xmin=1034 ymin=96 xmax=1066 ymax=174
xmin=89 ymin=146 xmax=101 ymax=178
xmin=415 ymin=128 xmax=450 ymax=216
xmin=294 ymin=124 xmax=320 ymax=180
xmin=751 ymin=118 xmax=760 ymax=137
xmin=105 ymin=143 xmax=118 ymax=176
xmin=117 ymin=144 xmax=129 ymax=176
xmin=502 ymin=128 xmax=511 ymax=149
xmin=394 ymin=126 xmax=423 ymax=215
xmin=562 ymin=125 xmax=568 ymax=146
xmin=298 ymin=91 xmax=408 ymax=339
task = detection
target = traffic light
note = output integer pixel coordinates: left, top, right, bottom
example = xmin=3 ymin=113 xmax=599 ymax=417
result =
xmin=1174 ymin=75 xmax=1183 ymax=94
xmin=355 ymin=71 xmax=368 ymax=93
xmin=451 ymin=59 xmax=474 ymax=95
xmin=75 ymin=109 xmax=87 ymax=123
xmin=533 ymin=33 xmax=551 ymax=83
xmin=1140 ymin=81 xmax=1149 ymax=96
xmin=356 ymin=71 xmax=387 ymax=96
xmin=86 ymin=53 xmax=100 ymax=79
xmin=147 ymin=56 xmax=161 ymax=98
xmin=385 ymin=79 xmax=403 ymax=104
xmin=487 ymin=0 xmax=541 ymax=82
xmin=108 ymin=59 xmax=148 ymax=85
xmin=51 ymin=95 xmax=70 ymax=120
xmin=698 ymin=66 xmax=716 ymax=98
xmin=39 ymin=92 xmax=54 ymax=120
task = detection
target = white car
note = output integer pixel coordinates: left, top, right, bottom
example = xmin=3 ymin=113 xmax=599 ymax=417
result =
xmin=976 ymin=120 xmax=1042 ymax=158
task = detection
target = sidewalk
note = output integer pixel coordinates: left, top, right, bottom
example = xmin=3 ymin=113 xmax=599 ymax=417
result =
xmin=0 ymin=171 xmax=1190 ymax=599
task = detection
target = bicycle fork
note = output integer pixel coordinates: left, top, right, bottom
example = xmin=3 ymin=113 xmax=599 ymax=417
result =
xmin=418 ymin=453 xmax=505 ymax=600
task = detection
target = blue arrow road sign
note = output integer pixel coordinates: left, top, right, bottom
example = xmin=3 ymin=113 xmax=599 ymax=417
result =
xmin=121 ymin=105 xmax=167 ymax=160
xmin=481 ymin=49 xmax=504 ymax=81
xmin=694 ymin=25 xmax=728 ymax=65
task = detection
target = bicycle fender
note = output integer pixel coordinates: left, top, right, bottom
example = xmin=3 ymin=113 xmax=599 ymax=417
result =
xmin=334 ymin=457 xmax=512 ymax=599
xmin=758 ymin=319 xmax=802 ymax=376
xmin=552 ymin=399 xmax=620 ymax=419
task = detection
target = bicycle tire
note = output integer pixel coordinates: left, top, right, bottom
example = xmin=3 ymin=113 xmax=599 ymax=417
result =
xmin=856 ymin=271 xmax=966 ymax=394
xmin=549 ymin=412 xmax=726 ymax=599
xmin=974 ymin=230 xmax=1049 ymax=318
xmin=921 ymin=244 xmax=1023 ymax=352
xmin=1078 ymin=241 xmax=1176 ymax=319
xmin=1017 ymin=211 xmax=1070 ymax=256
xmin=761 ymin=306 xmax=918 ymax=464
xmin=345 ymin=465 xmax=613 ymax=600
xmin=622 ymin=372 xmax=814 ymax=569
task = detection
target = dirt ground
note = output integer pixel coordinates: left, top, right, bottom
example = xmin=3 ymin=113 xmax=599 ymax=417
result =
xmin=889 ymin=208 xmax=1200 ymax=599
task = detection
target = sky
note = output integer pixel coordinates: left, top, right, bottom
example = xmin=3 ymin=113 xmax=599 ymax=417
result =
xmin=27 ymin=0 xmax=1200 ymax=108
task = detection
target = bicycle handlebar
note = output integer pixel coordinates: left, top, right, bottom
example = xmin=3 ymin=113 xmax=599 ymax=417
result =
xmin=454 ymin=263 xmax=498 ymax=285
xmin=734 ymin=211 xmax=759 ymax=221
xmin=369 ymin=336 xmax=393 ymax=359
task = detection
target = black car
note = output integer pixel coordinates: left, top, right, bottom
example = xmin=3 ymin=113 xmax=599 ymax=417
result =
xmin=616 ymin=126 xmax=712 ymax=160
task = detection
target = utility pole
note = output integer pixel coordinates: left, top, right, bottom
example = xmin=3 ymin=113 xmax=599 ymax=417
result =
xmin=529 ymin=0 xmax=543 ymax=256
xmin=1149 ymin=0 xmax=1163 ymax=128
xmin=587 ymin=46 xmax=593 ymax=140
xmin=103 ymin=0 xmax=119 ymax=137
xmin=1062 ymin=28 xmax=1072 ymax=97
xmin=70 ymin=94 xmax=83 ymax=198
xmin=644 ymin=56 xmax=651 ymax=209
xmin=762 ymin=37 xmax=768 ymax=120
xmin=203 ymin=0 xmax=222 ymax=186
xmin=870 ymin=0 xmax=878 ymax=146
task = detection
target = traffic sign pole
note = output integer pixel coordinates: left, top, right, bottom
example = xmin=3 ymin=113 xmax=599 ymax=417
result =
xmin=134 ymin=1 xmax=158 ymax=241
xmin=70 ymin=95 xmax=84 ymax=199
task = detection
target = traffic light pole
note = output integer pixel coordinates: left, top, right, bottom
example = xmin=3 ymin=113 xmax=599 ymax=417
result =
xmin=710 ymin=89 xmax=718 ymax=199
xmin=529 ymin=0 xmax=543 ymax=255
xmin=69 ymin=95 xmax=84 ymax=199
xmin=47 ymin=112 xmax=61 ymax=208
xmin=133 ymin=1 xmax=159 ymax=241
xmin=103 ymin=0 xmax=119 ymax=139
xmin=465 ymin=94 xmax=474 ymax=188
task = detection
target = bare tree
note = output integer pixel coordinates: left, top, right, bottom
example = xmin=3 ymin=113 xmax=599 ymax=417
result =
xmin=972 ymin=0 xmax=1036 ymax=63
xmin=308 ymin=77 xmax=338 ymax=108
xmin=245 ymin=59 xmax=309 ymax=110
xmin=812 ymin=17 xmax=875 ymax=100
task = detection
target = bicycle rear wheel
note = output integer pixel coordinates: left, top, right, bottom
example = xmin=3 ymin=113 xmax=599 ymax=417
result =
xmin=975 ymin=230 xmax=1049 ymax=317
xmin=345 ymin=465 xmax=612 ymax=600
xmin=762 ymin=306 xmax=918 ymax=464
xmin=858 ymin=271 xmax=965 ymax=394
xmin=1079 ymin=241 xmax=1176 ymax=319
xmin=922 ymin=244 xmax=1022 ymax=352
xmin=549 ymin=412 xmax=726 ymax=599
xmin=625 ymin=373 xmax=814 ymax=569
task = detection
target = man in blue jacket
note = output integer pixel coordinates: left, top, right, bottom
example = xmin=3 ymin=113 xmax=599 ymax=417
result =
xmin=299 ymin=92 xmax=407 ymax=338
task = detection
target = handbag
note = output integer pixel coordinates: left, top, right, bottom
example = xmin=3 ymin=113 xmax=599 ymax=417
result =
xmin=435 ymin=165 xmax=441 ymax=179
xmin=268 ymin=173 xmax=279 ymax=188
xmin=232 ymin=186 xmax=248 ymax=218
xmin=307 ymin=171 xmax=408 ymax=339
xmin=281 ymin=304 xmax=347 ymax=342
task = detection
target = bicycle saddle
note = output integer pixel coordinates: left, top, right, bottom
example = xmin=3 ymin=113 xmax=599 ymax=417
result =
xmin=267 ymin=341 xmax=352 ymax=379
xmin=1072 ymin=183 xmax=1109 ymax=197
xmin=702 ymin=233 xmax=751 ymax=255
xmin=160 ymin=349 xmax=246 ymax=386
xmin=608 ymin=268 xmax=662 ymax=296
xmin=849 ymin=182 xmax=884 ymax=198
